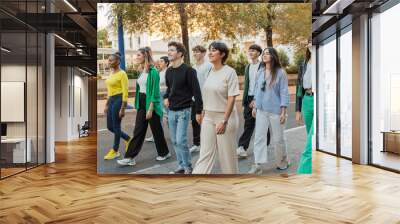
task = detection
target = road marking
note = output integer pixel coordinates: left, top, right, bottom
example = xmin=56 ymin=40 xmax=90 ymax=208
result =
xmin=129 ymin=164 xmax=161 ymax=174
xmin=97 ymin=129 xmax=108 ymax=132
xmin=284 ymin=125 xmax=305 ymax=133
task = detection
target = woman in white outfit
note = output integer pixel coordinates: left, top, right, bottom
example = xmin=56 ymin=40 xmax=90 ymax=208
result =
xmin=248 ymin=47 xmax=290 ymax=175
xmin=193 ymin=41 xmax=240 ymax=174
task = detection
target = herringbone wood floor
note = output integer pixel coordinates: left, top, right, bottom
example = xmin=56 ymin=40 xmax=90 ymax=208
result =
xmin=1 ymin=135 xmax=400 ymax=224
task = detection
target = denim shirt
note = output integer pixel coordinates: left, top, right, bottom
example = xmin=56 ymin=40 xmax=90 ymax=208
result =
xmin=254 ymin=68 xmax=289 ymax=115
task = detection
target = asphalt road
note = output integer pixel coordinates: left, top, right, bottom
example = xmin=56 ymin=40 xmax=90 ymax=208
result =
xmin=97 ymin=101 xmax=306 ymax=175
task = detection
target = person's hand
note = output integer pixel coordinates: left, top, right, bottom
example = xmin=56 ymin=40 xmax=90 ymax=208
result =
xmin=280 ymin=112 xmax=287 ymax=124
xmin=216 ymin=121 xmax=227 ymax=135
xmin=164 ymin=99 xmax=170 ymax=108
xmin=196 ymin=114 xmax=202 ymax=125
xmin=249 ymin=100 xmax=256 ymax=109
xmin=146 ymin=110 xmax=153 ymax=120
xmin=252 ymin=108 xmax=257 ymax=118
xmin=296 ymin=112 xmax=303 ymax=125
xmin=104 ymin=106 xmax=108 ymax=115
xmin=119 ymin=109 xmax=125 ymax=119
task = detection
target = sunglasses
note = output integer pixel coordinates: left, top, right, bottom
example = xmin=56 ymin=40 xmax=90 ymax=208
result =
xmin=261 ymin=80 xmax=266 ymax=92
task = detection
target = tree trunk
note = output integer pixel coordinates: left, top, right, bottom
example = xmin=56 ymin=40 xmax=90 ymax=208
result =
xmin=265 ymin=25 xmax=273 ymax=47
xmin=177 ymin=3 xmax=190 ymax=65
xmin=265 ymin=4 xmax=274 ymax=47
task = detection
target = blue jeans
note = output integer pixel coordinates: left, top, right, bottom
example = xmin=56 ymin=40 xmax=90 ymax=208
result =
xmin=107 ymin=94 xmax=130 ymax=151
xmin=168 ymin=108 xmax=191 ymax=169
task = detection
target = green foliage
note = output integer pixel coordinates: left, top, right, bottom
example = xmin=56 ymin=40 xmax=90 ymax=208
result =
xmin=286 ymin=64 xmax=298 ymax=74
xmin=126 ymin=70 xmax=140 ymax=79
xmin=274 ymin=4 xmax=312 ymax=50
xmin=97 ymin=29 xmax=111 ymax=48
xmin=294 ymin=50 xmax=305 ymax=68
xmin=125 ymin=63 xmax=141 ymax=79
xmin=283 ymin=48 xmax=305 ymax=74
xmin=226 ymin=50 xmax=248 ymax=76
xmin=111 ymin=3 xmax=241 ymax=42
xmin=277 ymin=49 xmax=289 ymax=68
xmin=110 ymin=3 xmax=311 ymax=64
xmin=237 ymin=4 xmax=311 ymax=48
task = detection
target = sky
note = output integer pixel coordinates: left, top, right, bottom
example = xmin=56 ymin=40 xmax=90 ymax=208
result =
xmin=97 ymin=3 xmax=110 ymax=29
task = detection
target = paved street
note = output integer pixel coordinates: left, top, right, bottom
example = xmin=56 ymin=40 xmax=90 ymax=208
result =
xmin=97 ymin=100 xmax=307 ymax=175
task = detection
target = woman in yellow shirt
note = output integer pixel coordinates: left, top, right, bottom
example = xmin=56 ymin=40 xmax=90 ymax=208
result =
xmin=104 ymin=52 xmax=131 ymax=160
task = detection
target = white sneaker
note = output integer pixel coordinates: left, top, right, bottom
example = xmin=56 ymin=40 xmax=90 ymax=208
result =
xmin=189 ymin=145 xmax=200 ymax=153
xmin=145 ymin=136 xmax=154 ymax=142
xmin=248 ymin=164 xmax=263 ymax=175
xmin=236 ymin=146 xmax=248 ymax=158
xmin=117 ymin=158 xmax=136 ymax=166
xmin=156 ymin=152 xmax=171 ymax=161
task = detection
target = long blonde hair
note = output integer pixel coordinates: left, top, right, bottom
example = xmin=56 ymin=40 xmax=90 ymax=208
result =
xmin=138 ymin=47 xmax=154 ymax=73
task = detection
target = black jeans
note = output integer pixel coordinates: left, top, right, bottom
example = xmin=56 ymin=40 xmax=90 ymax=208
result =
xmin=125 ymin=93 xmax=169 ymax=158
xmin=238 ymin=96 xmax=270 ymax=150
xmin=191 ymin=102 xmax=201 ymax=146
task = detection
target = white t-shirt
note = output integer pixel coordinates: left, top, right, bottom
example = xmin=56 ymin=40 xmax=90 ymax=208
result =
xmin=193 ymin=61 xmax=213 ymax=91
xmin=137 ymin=72 xmax=148 ymax=94
xmin=303 ymin=60 xmax=316 ymax=92
xmin=159 ymin=69 xmax=167 ymax=92
xmin=203 ymin=65 xmax=240 ymax=112
xmin=248 ymin=62 xmax=261 ymax=96
xmin=303 ymin=61 xmax=312 ymax=89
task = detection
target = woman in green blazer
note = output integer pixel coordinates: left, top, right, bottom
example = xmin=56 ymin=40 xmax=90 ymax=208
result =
xmin=117 ymin=47 xmax=170 ymax=166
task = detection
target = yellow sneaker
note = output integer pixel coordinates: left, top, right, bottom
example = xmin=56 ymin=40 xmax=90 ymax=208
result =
xmin=104 ymin=149 xmax=120 ymax=160
xmin=125 ymin=138 xmax=132 ymax=152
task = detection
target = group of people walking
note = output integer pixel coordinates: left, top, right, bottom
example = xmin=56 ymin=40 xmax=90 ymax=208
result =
xmin=103 ymin=40 xmax=314 ymax=175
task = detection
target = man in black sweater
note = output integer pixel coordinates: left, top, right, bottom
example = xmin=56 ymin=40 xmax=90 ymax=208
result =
xmin=164 ymin=41 xmax=203 ymax=174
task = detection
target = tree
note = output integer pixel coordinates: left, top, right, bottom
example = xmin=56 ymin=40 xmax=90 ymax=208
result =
xmin=110 ymin=3 xmax=242 ymax=64
xmin=277 ymin=49 xmax=289 ymax=68
xmin=226 ymin=51 xmax=248 ymax=76
xmin=97 ymin=28 xmax=111 ymax=48
xmin=274 ymin=4 xmax=312 ymax=51
xmin=238 ymin=4 xmax=281 ymax=47
xmin=238 ymin=3 xmax=311 ymax=49
xmin=110 ymin=3 xmax=311 ymax=63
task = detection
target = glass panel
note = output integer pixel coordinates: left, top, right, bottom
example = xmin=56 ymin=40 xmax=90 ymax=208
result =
xmin=0 ymin=1 xmax=47 ymax=178
xmin=340 ymin=28 xmax=352 ymax=158
xmin=27 ymin=31 xmax=38 ymax=169
xmin=371 ymin=4 xmax=400 ymax=171
xmin=38 ymin=32 xmax=45 ymax=165
xmin=1 ymin=31 xmax=28 ymax=177
xmin=318 ymin=36 xmax=337 ymax=154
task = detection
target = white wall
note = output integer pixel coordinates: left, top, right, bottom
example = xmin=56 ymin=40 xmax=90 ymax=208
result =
xmin=1 ymin=65 xmax=26 ymax=143
xmin=1 ymin=65 xmax=31 ymax=138
xmin=1 ymin=63 xmax=46 ymax=164
xmin=54 ymin=67 xmax=89 ymax=141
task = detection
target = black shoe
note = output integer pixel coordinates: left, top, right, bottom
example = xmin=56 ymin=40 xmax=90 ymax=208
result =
xmin=276 ymin=164 xmax=290 ymax=170
xmin=169 ymin=168 xmax=185 ymax=174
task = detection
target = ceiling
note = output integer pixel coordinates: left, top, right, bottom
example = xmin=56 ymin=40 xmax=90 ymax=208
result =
xmin=0 ymin=0 xmax=97 ymax=75
xmin=311 ymin=0 xmax=390 ymax=42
